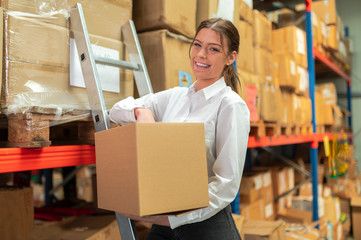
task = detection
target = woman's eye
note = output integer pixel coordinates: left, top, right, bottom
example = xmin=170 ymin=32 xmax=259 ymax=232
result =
xmin=210 ymin=47 xmax=220 ymax=52
xmin=194 ymin=43 xmax=201 ymax=47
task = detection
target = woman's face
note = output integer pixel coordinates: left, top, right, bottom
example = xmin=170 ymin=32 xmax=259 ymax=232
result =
xmin=190 ymin=28 xmax=234 ymax=84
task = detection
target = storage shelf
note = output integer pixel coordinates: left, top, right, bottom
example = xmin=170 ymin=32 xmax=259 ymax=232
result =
xmin=2 ymin=132 xmax=350 ymax=173
xmin=314 ymin=47 xmax=351 ymax=82
xmin=0 ymin=145 xmax=95 ymax=174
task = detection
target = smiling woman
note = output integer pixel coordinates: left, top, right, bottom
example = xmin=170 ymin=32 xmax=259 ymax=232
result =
xmin=109 ymin=18 xmax=250 ymax=240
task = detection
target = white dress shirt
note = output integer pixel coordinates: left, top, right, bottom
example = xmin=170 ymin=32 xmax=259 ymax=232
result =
xmin=109 ymin=77 xmax=250 ymax=229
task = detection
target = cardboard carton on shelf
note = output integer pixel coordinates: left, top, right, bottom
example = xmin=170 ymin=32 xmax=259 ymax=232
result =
xmin=238 ymin=70 xmax=260 ymax=122
xmin=272 ymin=26 xmax=307 ymax=68
xmin=239 ymin=0 xmax=253 ymax=25
xmin=260 ymin=82 xmax=281 ymax=123
xmin=237 ymin=20 xmax=254 ymax=74
xmin=240 ymin=198 xmax=265 ymax=221
xmin=253 ymin=9 xmax=272 ymax=51
xmin=239 ymin=171 xmax=263 ymax=204
xmin=138 ymin=29 xmax=194 ymax=93
xmin=95 ymin=123 xmax=209 ymax=216
xmin=133 ymin=0 xmax=196 ymax=38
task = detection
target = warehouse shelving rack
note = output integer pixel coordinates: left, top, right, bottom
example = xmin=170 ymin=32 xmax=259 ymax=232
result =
xmin=0 ymin=0 xmax=353 ymax=227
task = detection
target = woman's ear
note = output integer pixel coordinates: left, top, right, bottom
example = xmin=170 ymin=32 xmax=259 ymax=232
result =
xmin=227 ymin=51 xmax=237 ymax=65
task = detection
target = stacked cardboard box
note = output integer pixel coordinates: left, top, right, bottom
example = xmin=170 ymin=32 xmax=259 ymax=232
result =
xmin=316 ymin=82 xmax=343 ymax=127
xmin=238 ymin=69 xmax=260 ymax=122
xmin=133 ymin=0 xmax=196 ymax=93
xmin=0 ymin=0 xmax=134 ymax=112
xmin=239 ymin=170 xmax=275 ymax=221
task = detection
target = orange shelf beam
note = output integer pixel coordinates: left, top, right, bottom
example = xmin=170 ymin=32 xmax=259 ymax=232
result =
xmin=0 ymin=145 xmax=95 ymax=174
xmin=314 ymin=47 xmax=351 ymax=82
xmin=0 ymin=133 xmax=351 ymax=173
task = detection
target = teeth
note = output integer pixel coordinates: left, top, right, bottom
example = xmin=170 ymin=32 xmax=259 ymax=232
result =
xmin=196 ymin=62 xmax=209 ymax=67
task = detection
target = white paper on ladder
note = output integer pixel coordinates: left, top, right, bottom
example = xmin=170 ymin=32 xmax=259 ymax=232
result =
xmin=70 ymin=38 xmax=120 ymax=93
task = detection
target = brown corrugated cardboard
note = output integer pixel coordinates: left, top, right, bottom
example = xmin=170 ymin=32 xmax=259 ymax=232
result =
xmin=133 ymin=0 xmax=196 ymax=38
xmin=274 ymin=54 xmax=297 ymax=89
xmin=272 ymin=26 xmax=307 ymax=68
xmin=196 ymin=0 xmax=218 ymax=28
xmin=237 ymin=20 xmax=254 ymax=73
xmin=138 ymin=29 xmax=194 ymax=93
xmin=254 ymin=47 xmax=274 ymax=84
xmin=253 ymin=10 xmax=272 ymax=51
xmin=67 ymin=0 xmax=132 ymax=40
xmin=260 ymin=83 xmax=280 ymax=122
xmin=280 ymin=90 xmax=294 ymax=125
xmin=327 ymin=24 xmax=338 ymax=50
xmin=0 ymin=187 xmax=33 ymax=240
xmin=324 ymin=197 xmax=341 ymax=224
xmin=295 ymin=65 xmax=309 ymax=97
xmin=312 ymin=0 xmax=337 ymax=25
xmin=243 ymin=220 xmax=286 ymax=240
xmin=351 ymin=196 xmax=361 ymax=240
xmin=1 ymin=8 xmax=134 ymax=111
xmin=240 ymin=171 xmax=263 ymax=203
xmin=95 ymin=123 xmax=209 ymax=216
xmin=239 ymin=0 xmax=253 ymax=25
xmin=278 ymin=208 xmax=313 ymax=224
xmin=240 ymin=198 xmax=265 ymax=221
xmin=1 ymin=0 xmax=132 ymax=40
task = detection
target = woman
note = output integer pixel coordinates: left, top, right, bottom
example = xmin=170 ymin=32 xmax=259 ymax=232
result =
xmin=110 ymin=18 xmax=250 ymax=240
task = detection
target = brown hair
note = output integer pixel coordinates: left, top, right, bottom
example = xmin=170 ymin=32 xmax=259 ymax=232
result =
xmin=190 ymin=18 xmax=240 ymax=93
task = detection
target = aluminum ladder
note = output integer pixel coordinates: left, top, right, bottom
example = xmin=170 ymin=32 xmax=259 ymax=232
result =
xmin=69 ymin=3 xmax=153 ymax=240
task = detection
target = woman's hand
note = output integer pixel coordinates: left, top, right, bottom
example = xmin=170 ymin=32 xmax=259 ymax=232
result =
xmin=134 ymin=108 xmax=155 ymax=122
xmin=118 ymin=213 xmax=170 ymax=226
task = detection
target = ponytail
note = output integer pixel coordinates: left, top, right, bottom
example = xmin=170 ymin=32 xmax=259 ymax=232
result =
xmin=224 ymin=64 xmax=241 ymax=94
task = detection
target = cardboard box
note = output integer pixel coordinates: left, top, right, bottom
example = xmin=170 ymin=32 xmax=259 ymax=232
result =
xmin=280 ymin=90 xmax=294 ymax=125
xmin=285 ymin=227 xmax=320 ymax=240
xmin=31 ymin=215 xmax=121 ymax=240
xmin=138 ymin=29 xmax=194 ymax=93
xmin=1 ymin=9 xmax=134 ymax=110
xmin=1 ymin=0 xmax=132 ymax=40
xmin=237 ymin=20 xmax=254 ymax=73
xmin=274 ymin=54 xmax=297 ymax=89
xmin=295 ymin=65 xmax=309 ymax=97
xmin=253 ymin=10 xmax=272 ymax=51
xmin=240 ymin=171 xmax=263 ymax=203
xmin=238 ymin=70 xmax=260 ymax=122
xmin=133 ymin=0 xmax=196 ymax=38
xmin=316 ymin=83 xmax=337 ymax=105
xmin=239 ymin=0 xmax=253 ymax=25
xmin=278 ymin=208 xmax=313 ymax=224
xmin=324 ymin=197 xmax=341 ymax=224
xmin=253 ymin=47 xmax=274 ymax=84
xmin=243 ymin=220 xmax=286 ymax=240
xmin=0 ymin=187 xmax=33 ymax=240
xmin=327 ymin=24 xmax=338 ymax=50
xmin=260 ymin=83 xmax=281 ymax=123
xmin=272 ymin=26 xmax=307 ymax=68
xmin=240 ymin=198 xmax=265 ymax=221
xmin=95 ymin=123 xmax=209 ymax=216
xmin=291 ymin=196 xmax=325 ymax=218
xmin=312 ymin=0 xmax=337 ymax=25
xmin=265 ymin=202 xmax=275 ymax=221
xmin=196 ymin=0 xmax=241 ymax=29
xmin=351 ymin=196 xmax=361 ymax=240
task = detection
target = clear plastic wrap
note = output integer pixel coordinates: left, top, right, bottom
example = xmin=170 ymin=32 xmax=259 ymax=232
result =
xmin=0 ymin=0 xmax=133 ymax=145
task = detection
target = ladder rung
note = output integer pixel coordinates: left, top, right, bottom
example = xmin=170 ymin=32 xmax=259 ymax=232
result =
xmin=94 ymin=56 xmax=139 ymax=70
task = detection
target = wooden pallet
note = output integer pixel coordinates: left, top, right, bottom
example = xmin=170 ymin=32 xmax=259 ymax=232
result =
xmin=250 ymin=120 xmax=281 ymax=138
xmin=280 ymin=124 xmax=293 ymax=136
xmin=0 ymin=107 xmax=112 ymax=148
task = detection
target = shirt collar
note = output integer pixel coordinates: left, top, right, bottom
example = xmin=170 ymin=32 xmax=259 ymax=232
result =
xmin=188 ymin=77 xmax=227 ymax=100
